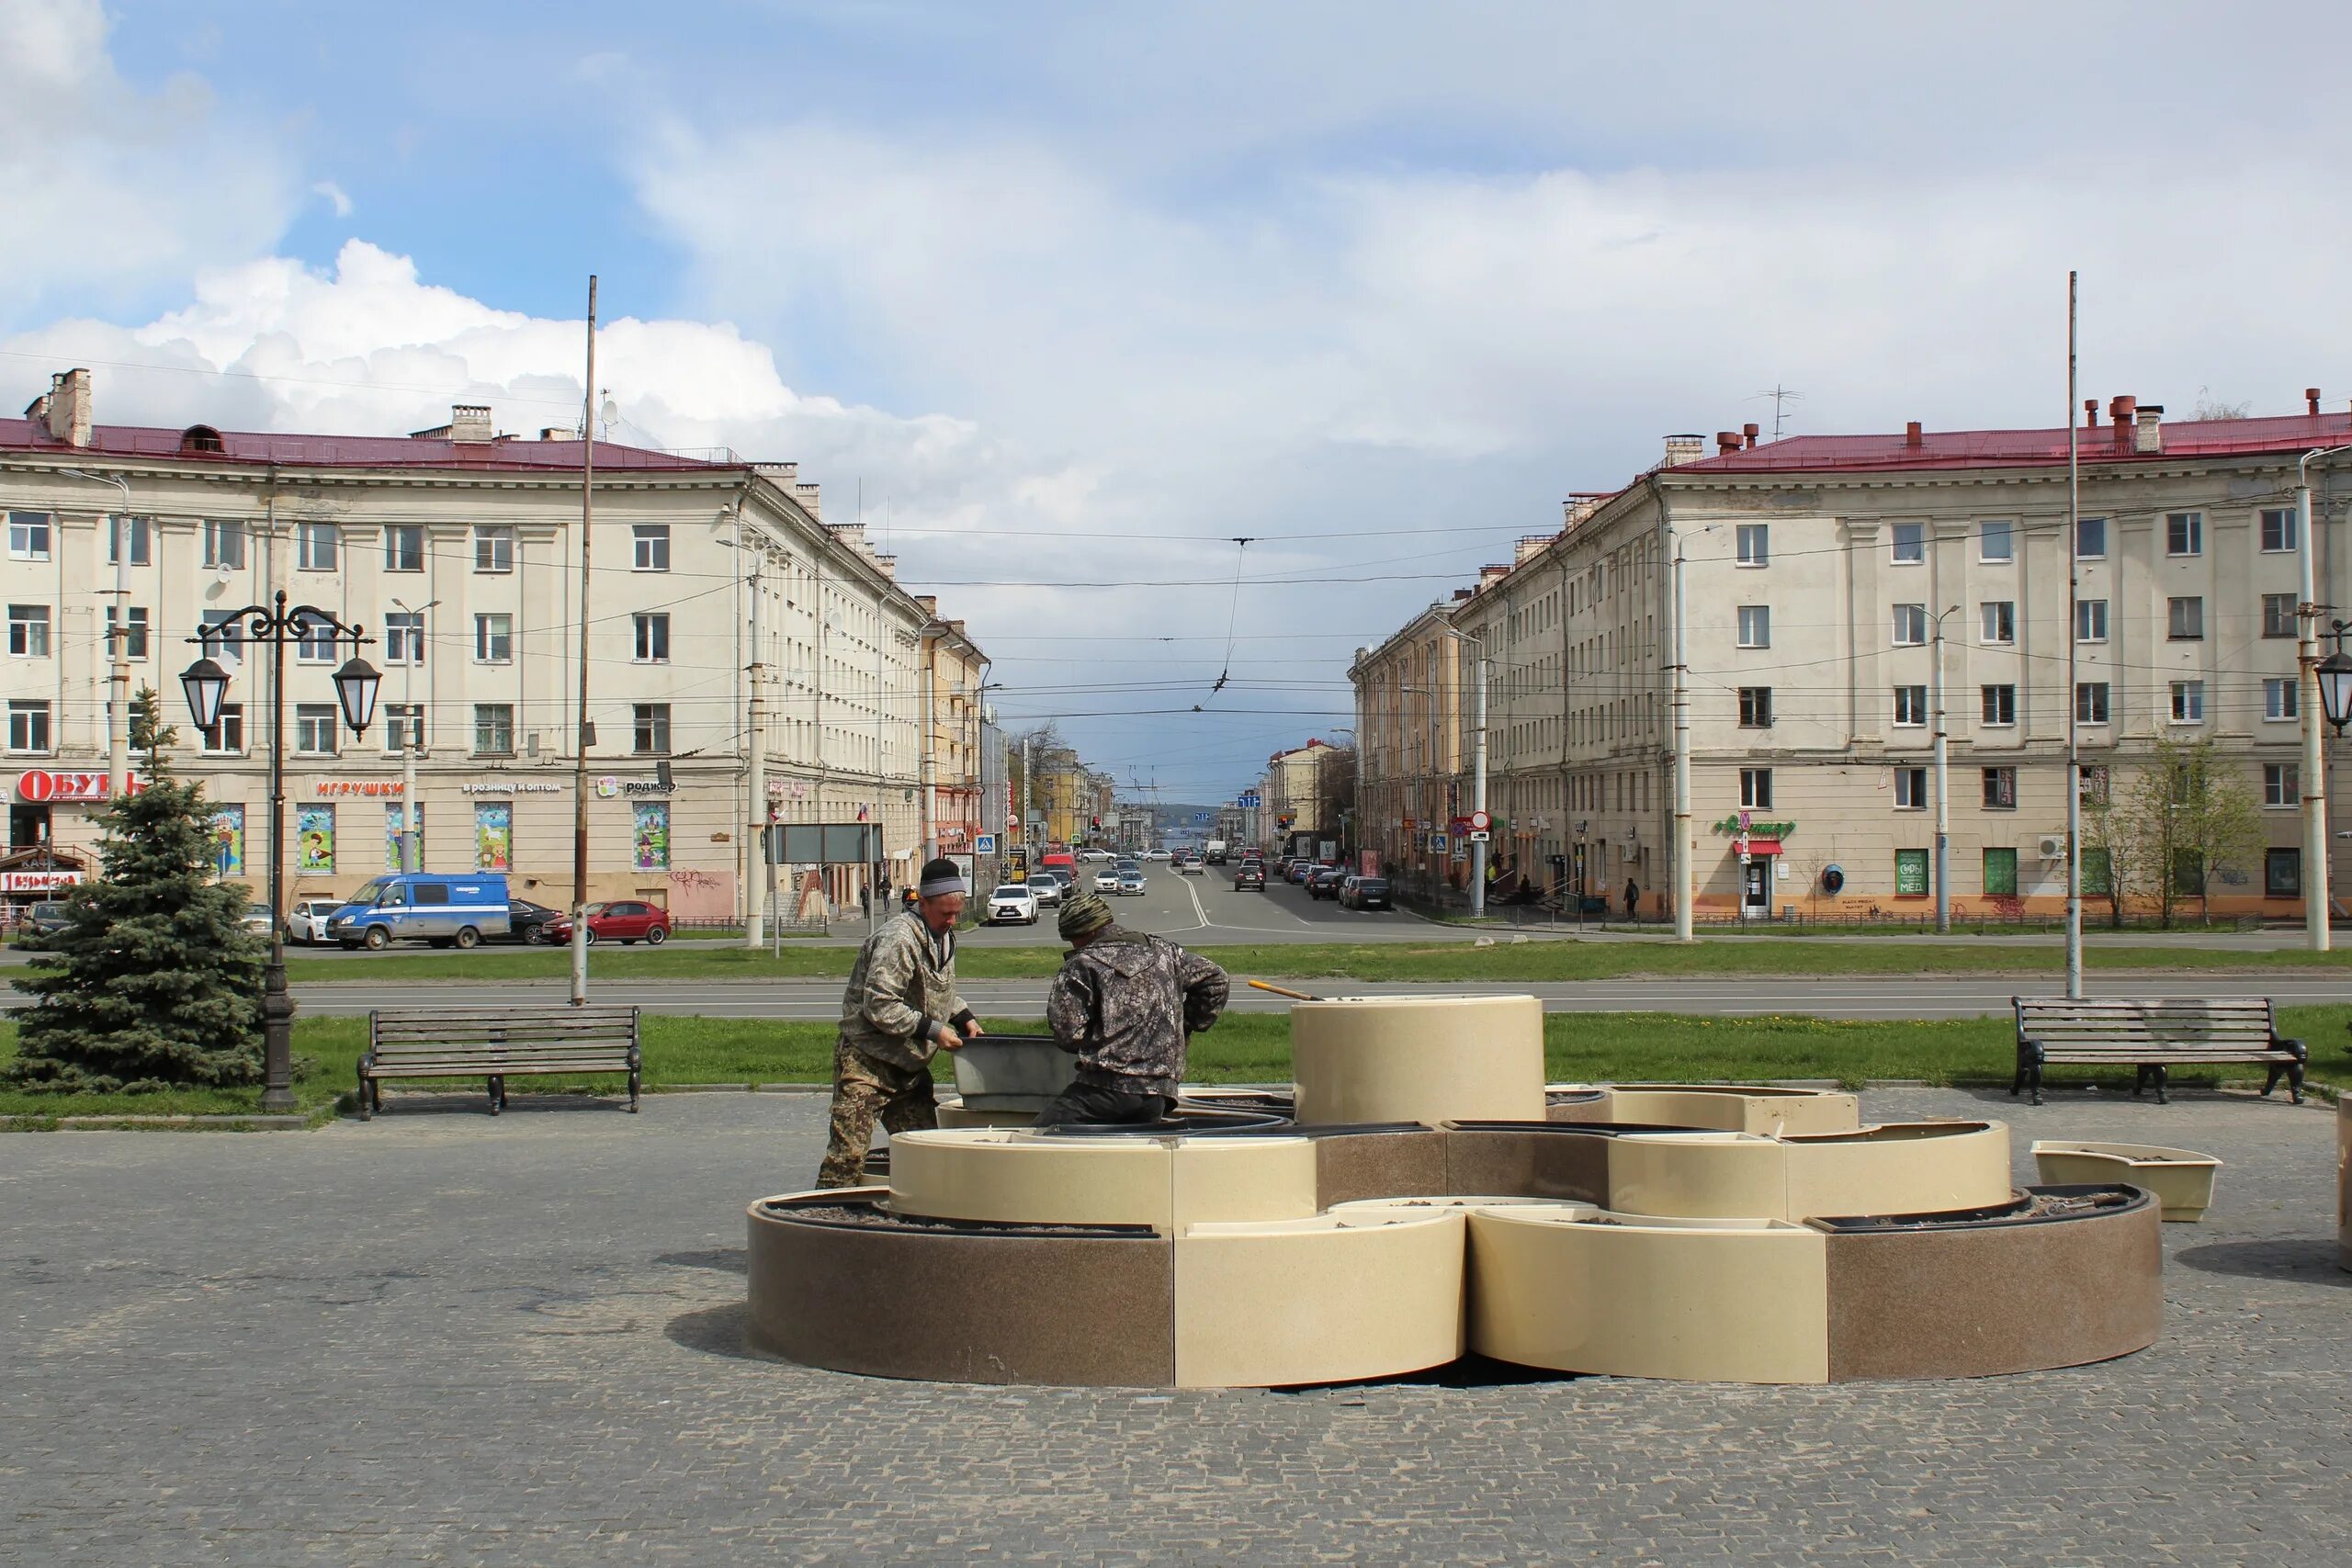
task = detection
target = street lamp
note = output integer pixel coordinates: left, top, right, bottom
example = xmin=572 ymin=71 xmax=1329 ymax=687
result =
xmin=180 ymin=590 xmax=377 ymax=1112
xmin=2315 ymin=620 xmax=2352 ymax=735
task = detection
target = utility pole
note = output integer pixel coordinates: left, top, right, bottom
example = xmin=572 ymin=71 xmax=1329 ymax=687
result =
xmin=62 ymin=470 xmax=132 ymax=799
xmin=2064 ymin=270 xmax=2084 ymax=999
xmin=571 ymin=274 xmax=597 ymax=1007
xmin=1021 ymin=734 xmax=1032 ymax=857
xmin=2297 ymin=439 xmax=2352 ymax=951
xmin=1470 ymin=640 xmax=1489 ymax=919
xmin=1672 ymin=536 xmax=1693 ymax=942
xmin=390 ymin=597 xmax=436 ymax=871
xmin=1932 ymin=604 xmax=1958 ymax=934
xmin=919 ymin=628 xmax=937 ymax=862
xmin=745 ymin=558 xmax=766 ymax=949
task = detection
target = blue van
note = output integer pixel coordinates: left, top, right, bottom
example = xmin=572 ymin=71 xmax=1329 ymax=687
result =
xmin=328 ymin=873 xmax=513 ymax=951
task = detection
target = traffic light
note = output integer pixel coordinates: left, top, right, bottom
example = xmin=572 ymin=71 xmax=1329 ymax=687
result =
xmin=1091 ymin=816 xmax=1101 ymax=829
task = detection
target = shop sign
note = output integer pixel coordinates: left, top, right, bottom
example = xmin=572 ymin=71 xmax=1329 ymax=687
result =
xmin=461 ymin=781 xmax=563 ymax=795
xmin=15 ymin=770 xmax=143 ymax=803
xmin=0 ymin=869 xmax=83 ymax=892
xmin=595 ymin=776 xmax=672 ymax=798
xmin=766 ymin=777 xmax=811 ymax=799
xmin=1710 ymin=816 xmax=1796 ymax=838
xmin=314 ymin=780 xmax=404 ymax=797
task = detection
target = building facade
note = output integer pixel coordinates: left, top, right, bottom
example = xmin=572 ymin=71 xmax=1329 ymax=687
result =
xmin=1351 ymin=604 xmax=1469 ymax=890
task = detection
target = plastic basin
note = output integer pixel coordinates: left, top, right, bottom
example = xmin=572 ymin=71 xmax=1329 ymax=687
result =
xmin=2030 ymin=1139 xmax=2222 ymax=1222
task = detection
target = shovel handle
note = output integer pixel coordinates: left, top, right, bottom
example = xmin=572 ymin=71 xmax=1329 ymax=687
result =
xmin=1248 ymin=979 xmax=1321 ymax=1002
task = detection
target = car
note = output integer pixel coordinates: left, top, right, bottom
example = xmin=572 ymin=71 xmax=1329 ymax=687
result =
xmin=1339 ymin=874 xmax=1392 ymax=911
xmin=1177 ymin=854 xmax=1204 ymax=875
xmin=539 ymin=899 xmax=671 ymax=946
xmin=24 ymin=899 xmax=74 ymax=938
xmin=1233 ymin=863 xmax=1266 ymax=890
xmin=1025 ymin=875 xmax=1063 ymax=908
xmin=1115 ymin=866 xmax=1146 ymax=896
xmin=1307 ymin=865 xmax=1347 ymax=900
xmin=986 ymin=884 xmax=1039 ymax=925
xmin=1287 ymin=860 xmax=1317 ymax=885
xmin=329 ymin=873 xmax=514 ymax=950
xmin=1078 ymin=848 xmax=1114 ymax=862
xmin=1094 ymin=866 xmax=1123 ymax=892
xmin=499 ymin=898 xmax=564 ymax=943
xmin=239 ymin=900 xmax=280 ymax=941
xmin=1142 ymin=849 xmax=1171 ymax=863
xmin=286 ymin=897 xmax=345 ymax=944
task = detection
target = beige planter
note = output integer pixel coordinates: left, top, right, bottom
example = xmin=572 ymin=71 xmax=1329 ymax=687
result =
xmin=1551 ymin=1082 xmax=1860 ymax=1136
xmin=886 ymin=1127 xmax=1319 ymax=1231
xmin=1603 ymin=1121 xmax=2014 ymax=1223
xmin=2031 ymin=1140 xmax=2222 ymax=1223
xmin=2338 ymin=1100 xmax=2350 ymax=1271
xmin=1294 ymin=995 xmax=1545 ymax=1125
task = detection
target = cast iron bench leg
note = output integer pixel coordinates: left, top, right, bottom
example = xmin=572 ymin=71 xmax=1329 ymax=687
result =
xmin=2151 ymin=1063 xmax=2169 ymax=1106
xmin=488 ymin=1074 xmax=503 ymax=1115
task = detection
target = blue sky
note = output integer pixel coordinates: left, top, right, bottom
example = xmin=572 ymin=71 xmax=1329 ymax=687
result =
xmin=9 ymin=0 xmax=2352 ymax=798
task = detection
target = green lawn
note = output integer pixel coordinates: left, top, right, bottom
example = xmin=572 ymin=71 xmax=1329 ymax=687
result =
xmin=5 ymin=1007 xmax=2342 ymax=1123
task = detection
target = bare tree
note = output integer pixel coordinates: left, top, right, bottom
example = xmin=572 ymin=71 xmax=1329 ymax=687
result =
xmin=2190 ymin=387 xmax=2252 ymax=421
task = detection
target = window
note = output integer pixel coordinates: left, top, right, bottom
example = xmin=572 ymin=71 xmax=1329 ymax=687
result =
xmin=384 ymin=611 xmax=424 ymax=665
xmin=203 ymin=519 xmax=246 ymax=570
xmin=1980 ymin=601 xmax=2015 ymax=644
xmin=7 ymin=604 xmax=50 ymax=658
xmin=383 ymin=704 xmax=424 ymax=754
xmin=2082 ymin=847 xmax=2113 ymax=896
xmin=2079 ymin=764 xmax=2110 ymax=805
xmin=1739 ymin=768 xmax=1772 ymax=809
xmin=1892 ymin=604 xmax=1928 ymax=646
xmin=298 ymin=522 xmax=339 ymax=571
xmin=1737 ymin=686 xmax=1772 ymax=728
xmin=2075 ymin=599 xmax=2108 ymax=641
xmin=294 ymin=703 xmax=338 ymax=755
xmin=1979 ymin=520 xmax=2014 ymax=562
xmin=632 ymin=524 xmax=671 ymax=571
xmin=473 ymin=526 xmax=514 ymax=573
xmin=104 ymin=605 xmax=149 ymax=660
xmin=1894 ymin=766 xmax=1928 ymax=809
xmin=2265 ymin=763 xmax=2300 ymax=807
xmin=2171 ymin=851 xmax=2204 ymax=897
xmin=2169 ymin=681 xmax=2205 ymax=723
xmin=633 ymin=703 xmax=672 ymax=755
xmin=2261 ymin=507 xmax=2298 ymax=553
xmin=1982 ymin=766 xmax=2017 ymax=809
xmin=1735 ymin=524 xmax=1769 ymax=567
xmin=381 ymin=525 xmax=426 ymax=571
xmin=8 ymin=511 xmax=52 ymax=560
xmin=472 ymin=704 xmax=514 ymax=755
xmin=2167 ymin=596 xmax=2204 ymax=640
xmin=1981 ymin=684 xmax=2016 ymax=726
xmin=199 ymin=610 xmax=244 ymax=666
xmin=7 ymin=699 xmax=51 ymax=752
xmin=1736 ymin=605 xmax=1770 ymax=648
xmin=2264 ymin=677 xmax=2299 ymax=721
xmin=2168 ymin=761 xmax=2197 ymax=806
xmin=473 ymin=613 xmax=513 ymax=663
xmin=201 ymin=702 xmax=243 ymax=754
xmin=2075 ymin=682 xmax=2109 ymax=724
xmin=2165 ymin=512 xmax=2203 ymax=557
xmin=633 ymin=612 xmax=670 ymax=663
xmin=295 ymin=613 xmax=338 ymax=663
xmin=2267 ymin=848 xmax=2302 ymax=897
xmin=2263 ymin=593 xmax=2298 ymax=638
xmin=1890 ymin=522 xmax=1925 ymax=564
xmin=107 ymin=515 xmax=151 ymax=565
xmin=1893 ymin=684 xmax=1928 ymax=727
xmin=1894 ymin=848 xmax=1928 ymax=895
xmin=1983 ymin=847 xmax=2018 ymax=897
xmin=2075 ymin=516 xmax=2107 ymax=558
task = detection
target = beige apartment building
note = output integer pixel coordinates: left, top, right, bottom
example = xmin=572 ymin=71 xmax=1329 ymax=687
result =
xmin=1356 ymin=399 xmax=2352 ymax=919
xmin=1258 ymin=739 xmax=1338 ymax=852
xmin=0 ymin=369 xmax=975 ymax=923
xmin=1351 ymin=603 xmax=1468 ymax=887
xmin=915 ymin=604 xmax=993 ymax=872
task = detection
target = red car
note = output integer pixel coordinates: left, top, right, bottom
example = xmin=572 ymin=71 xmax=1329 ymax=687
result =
xmin=540 ymin=899 xmax=672 ymax=946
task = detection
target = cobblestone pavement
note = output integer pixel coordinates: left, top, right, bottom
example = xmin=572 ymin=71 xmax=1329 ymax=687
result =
xmin=3 ymin=1087 xmax=2346 ymax=1565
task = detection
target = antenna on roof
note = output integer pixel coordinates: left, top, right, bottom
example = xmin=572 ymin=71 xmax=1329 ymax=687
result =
xmin=1748 ymin=385 xmax=1805 ymax=441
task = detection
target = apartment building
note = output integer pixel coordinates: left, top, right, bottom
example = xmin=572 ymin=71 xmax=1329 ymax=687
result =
xmin=915 ymin=604 xmax=991 ymax=868
xmin=1258 ymin=739 xmax=1336 ymax=853
xmin=1 ymin=369 xmax=970 ymax=921
xmin=1357 ymin=398 xmax=2352 ymax=918
xmin=1350 ymin=603 xmax=1467 ymax=887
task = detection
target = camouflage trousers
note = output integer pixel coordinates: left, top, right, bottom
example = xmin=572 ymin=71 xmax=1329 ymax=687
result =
xmin=815 ymin=1037 xmax=939 ymax=1188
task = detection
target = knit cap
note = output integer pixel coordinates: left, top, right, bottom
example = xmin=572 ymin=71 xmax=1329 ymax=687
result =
xmin=1057 ymin=888 xmax=1114 ymax=942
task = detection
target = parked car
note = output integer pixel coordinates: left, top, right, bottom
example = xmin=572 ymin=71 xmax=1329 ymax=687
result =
xmin=1115 ymin=865 xmax=1147 ymax=896
xmin=987 ymin=884 xmax=1039 ymax=926
xmin=1339 ymin=874 xmax=1392 ymax=911
xmin=286 ymin=897 xmax=345 ymax=944
xmin=1307 ymin=865 xmax=1347 ymax=900
xmin=1233 ymin=863 xmax=1266 ymax=890
xmin=239 ymin=900 xmax=280 ymax=941
xmin=1287 ymin=860 xmax=1317 ymax=885
xmin=501 ymin=898 xmax=564 ymax=943
xmin=329 ymin=873 xmax=514 ymax=950
xmin=25 ymin=900 xmax=74 ymax=938
xmin=539 ymin=899 xmax=671 ymax=946
xmin=1025 ymin=875 xmax=1063 ymax=908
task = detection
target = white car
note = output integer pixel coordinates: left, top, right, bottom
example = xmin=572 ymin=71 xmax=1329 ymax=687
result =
xmin=986 ymin=885 xmax=1038 ymax=926
xmin=1079 ymin=848 xmax=1114 ymax=862
xmin=1026 ymin=875 xmax=1063 ymax=908
xmin=286 ymin=897 xmax=346 ymax=944
xmin=1142 ymin=849 xmax=1171 ymax=862
xmin=1176 ymin=855 xmax=1204 ymax=875
xmin=1094 ymin=867 xmax=1123 ymax=892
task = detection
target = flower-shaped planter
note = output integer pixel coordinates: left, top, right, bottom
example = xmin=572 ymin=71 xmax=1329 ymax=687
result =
xmin=2030 ymin=1140 xmax=2222 ymax=1222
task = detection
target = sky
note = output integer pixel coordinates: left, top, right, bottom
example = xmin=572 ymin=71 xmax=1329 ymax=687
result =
xmin=6 ymin=0 xmax=2352 ymax=802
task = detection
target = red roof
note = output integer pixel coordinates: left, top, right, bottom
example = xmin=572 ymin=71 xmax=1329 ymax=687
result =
xmin=1674 ymin=412 xmax=2352 ymax=475
xmin=0 ymin=416 xmax=736 ymax=474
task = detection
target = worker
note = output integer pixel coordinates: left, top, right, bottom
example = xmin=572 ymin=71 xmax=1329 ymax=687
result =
xmin=1036 ymin=888 xmax=1228 ymax=1126
xmin=815 ymin=856 xmax=982 ymax=1187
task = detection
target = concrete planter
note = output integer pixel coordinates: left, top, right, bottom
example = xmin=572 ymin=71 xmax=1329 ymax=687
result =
xmin=2030 ymin=1140 xmax=2222 ymax=1222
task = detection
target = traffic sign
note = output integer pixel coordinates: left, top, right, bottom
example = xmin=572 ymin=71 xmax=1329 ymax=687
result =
xmin=1469 ymin=810 xmax=1491 ymax=831
xmin=974 ymin=833 xmax=997 ymax=853
xmin=1237 ymin=792 xmax=1261 ymax=808
xmin=1468 ymin=830 xmax=1490 ymax=843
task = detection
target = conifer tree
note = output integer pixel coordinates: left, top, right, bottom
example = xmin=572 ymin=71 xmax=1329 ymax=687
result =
xmin=5 ymin=695 xmax=265 ymax=1093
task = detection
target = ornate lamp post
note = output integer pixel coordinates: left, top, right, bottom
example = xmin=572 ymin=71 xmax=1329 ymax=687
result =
xmin=2315 ymin=619 xmax=2352 ymax=737
xmin=181 ymin=590 xmax=379 ymax=1111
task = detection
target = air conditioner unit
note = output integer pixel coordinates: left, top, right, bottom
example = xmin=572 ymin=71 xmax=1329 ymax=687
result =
xmin=2038 ymin=833 xmax=2067 ymax=860
xmin=526 ymin=731 xmax=542 ymax=758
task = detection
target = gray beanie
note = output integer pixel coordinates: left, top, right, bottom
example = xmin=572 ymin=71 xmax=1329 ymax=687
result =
xmin=917 ymin=856 xmax=966 ymax=897
xmin=1057 ymin=888 xmax=1114 ymax=942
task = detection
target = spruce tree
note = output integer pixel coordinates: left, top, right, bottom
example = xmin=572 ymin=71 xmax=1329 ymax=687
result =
xmin=5 ymin=701 xmax=266 ymax=1094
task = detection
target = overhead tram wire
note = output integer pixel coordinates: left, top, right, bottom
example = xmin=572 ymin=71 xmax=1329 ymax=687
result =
xmin=1199 ymin=537 xmax=1251 ymax=708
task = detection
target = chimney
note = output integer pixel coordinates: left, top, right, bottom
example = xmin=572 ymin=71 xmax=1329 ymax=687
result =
xmin=28 ymin=368 xmax=93 ymax=447
xmin=2133 ymin=404 xmax=2165 ymax=454
xmin=1714 ymin=431 xmax=1741 ymax=455
xmin=2308 ymin=387 xmax=2323 ymax=417
xmin=539 ymin=427 xmax=571 ymax=441
xmin=1742 ymin=422 xmax=1760 ymax=449
xmin=1662 ymin=434 xmax=1704 ymax=468
xmin=2108 ymin=394 xmax=2136 ymax=449
xmin=2084 ymin=399 xmax=2099 ymax=429
xmin=794 ymin=480 xmax=821 ymax=521
xmin=1904 ymin=421 xmax=1923 ymax=448
xmin=448 ymin=404 xmax=493 ymax=443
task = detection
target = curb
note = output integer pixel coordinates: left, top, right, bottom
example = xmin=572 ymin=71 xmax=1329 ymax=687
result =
xmin=0 ymin=1112 xmax=312 ymax=1131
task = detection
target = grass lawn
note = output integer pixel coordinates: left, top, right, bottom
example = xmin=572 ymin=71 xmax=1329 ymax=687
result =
xmin=5 ymin=1008 xmax=2342 ymax=1123
xmin=278 ymin=937 xmax=2352 ymax=987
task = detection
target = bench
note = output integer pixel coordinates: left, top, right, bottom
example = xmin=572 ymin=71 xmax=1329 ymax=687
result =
xmin=2012 ymin=997 xmax=2305 ymax=1107
xmin=359 ymin=1005 xmax=641 ymax=1118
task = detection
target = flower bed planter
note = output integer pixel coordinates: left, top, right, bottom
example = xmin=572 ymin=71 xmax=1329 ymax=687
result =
xmin=2030 ymin=1140 xmax=2222 ymax=1222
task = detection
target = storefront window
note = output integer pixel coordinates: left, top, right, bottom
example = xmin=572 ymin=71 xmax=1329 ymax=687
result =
xmin=633 ymin=801 xmax=670 ymax=871
xmin=1894 ymin=848 xmax=1928 ymax=896
xmin=298 ymin=805 xmax=334 ymax=872
xmin=474 ymin=803 xmax=512 ymax=871
xmin=211 ymin=806 xmax=244 ymax=877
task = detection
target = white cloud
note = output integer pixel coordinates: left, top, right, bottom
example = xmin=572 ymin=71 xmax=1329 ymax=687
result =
xmin=311 ymin=180 xmax=354 ymax=218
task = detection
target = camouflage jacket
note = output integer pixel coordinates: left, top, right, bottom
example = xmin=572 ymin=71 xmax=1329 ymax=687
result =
xmin=1045 ymin=925 xmax=1228 ymax=1096
xmin=837 ymin=910 xmax=970 ymax=1071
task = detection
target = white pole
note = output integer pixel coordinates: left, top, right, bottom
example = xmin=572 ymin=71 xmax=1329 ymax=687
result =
xmin=107 ymin=506 xmax=130 ymax=800
xmin=746 ymin=559 xmax=767 ymax=949
xmin=1672 ymin=537 xmax=1693 ymax=942
xmin=1470 ymin=645 xmax=1489 ymax=919
xmin=1932 ymin=608 xmax=1951 ymax=934
xmin=571 ymin=275 xmax=596 ymax=1007
xmin=2299 ymin=456 xmax=2332 ymax=951
xmin=2064 ymin=270 xmax=2084 ymax=999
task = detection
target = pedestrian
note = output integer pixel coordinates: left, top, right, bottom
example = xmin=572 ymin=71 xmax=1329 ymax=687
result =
xmin=815 ymin=856 xmax=982 ymax=1187
xmin=1036 ymin=889 xmax=1228 ymax=1127
xmin=1623 ymin=875 xmax=1640 ymax=921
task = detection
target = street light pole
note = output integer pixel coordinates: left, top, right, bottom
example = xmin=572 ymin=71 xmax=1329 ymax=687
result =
xmin=390 ymin=597 xmax=437 ymax=873
xmin=1931 ymin=604 xmax=1962 ymax=934
xmin=2297 ymin=444 xmax=2351 ymax=952
xmin=61 ymin=469 xmax=133 ymax=800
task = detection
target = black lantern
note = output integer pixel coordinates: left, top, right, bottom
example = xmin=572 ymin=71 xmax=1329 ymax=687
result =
xmin=332 ymin=652 xmax=382 ymax=736
xmin=2317 ymin=647 xmax=2352 ymax=736
xmin=179 ymin=654 xmax=231 ymax=733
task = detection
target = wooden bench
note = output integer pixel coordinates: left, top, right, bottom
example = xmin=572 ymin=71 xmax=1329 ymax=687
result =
xmin=358 ymin=1005 xmax=641 ymax=1118
xmin=2012 ymin=997 xmax=2305 ymax=1107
